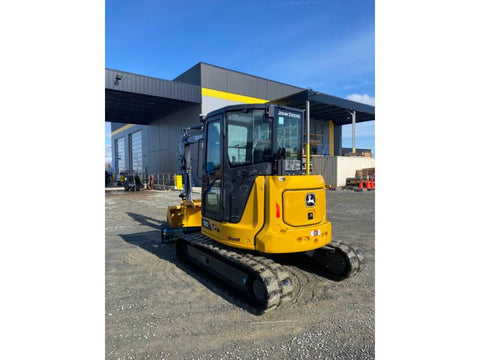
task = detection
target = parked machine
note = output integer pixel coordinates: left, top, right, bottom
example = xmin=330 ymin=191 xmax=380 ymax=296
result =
xmin=167 ymin=103 xmax=364 ymax=313
xmin=123 ymin=171 xmax=143 ymax=191
xmin=161 ymin=125 xmax=203 ymax=242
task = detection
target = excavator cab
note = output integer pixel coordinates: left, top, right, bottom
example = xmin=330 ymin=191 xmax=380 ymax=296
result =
xmin=200 ymin=104 xmax=332 ymax=254
xmin=202 ymin=104 xmax=302 ymax=221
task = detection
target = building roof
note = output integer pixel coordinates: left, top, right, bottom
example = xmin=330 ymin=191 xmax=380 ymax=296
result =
xmin=105 ymin=68 xmax=201 ymax=124
xmin=271 ymin=90 xmax=375 ymax=125
xmin=105 ymin=66 xmax=375 ymax=126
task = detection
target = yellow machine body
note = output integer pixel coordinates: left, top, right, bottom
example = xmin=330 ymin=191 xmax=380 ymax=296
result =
xmin=201 ymin=174 xmax=332 ymax=254
xmin=167 ymin=199 xmax=202 ymax=228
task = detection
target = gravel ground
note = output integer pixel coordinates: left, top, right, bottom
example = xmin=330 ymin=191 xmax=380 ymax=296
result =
xmin=105 ymin=189 xmax=374 ymax=360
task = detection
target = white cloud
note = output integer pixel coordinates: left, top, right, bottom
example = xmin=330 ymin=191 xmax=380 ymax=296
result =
xmin=345 ymin=93 xmax=375 ymax=106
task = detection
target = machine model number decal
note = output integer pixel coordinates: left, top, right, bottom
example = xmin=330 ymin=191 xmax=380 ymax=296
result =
xmin=306 ymin=193 xmax=316 ymax=207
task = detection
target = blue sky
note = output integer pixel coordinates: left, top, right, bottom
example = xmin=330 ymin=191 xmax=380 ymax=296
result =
xmin=105 ymin=0 xmax=375 ymax=163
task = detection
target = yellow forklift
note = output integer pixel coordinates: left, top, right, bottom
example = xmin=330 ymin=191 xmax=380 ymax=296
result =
xmin=168 ymin=103 xmax=364 ymax=313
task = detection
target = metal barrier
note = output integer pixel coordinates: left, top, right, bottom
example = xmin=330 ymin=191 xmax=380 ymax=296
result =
xmin=106 ymin=171 xmax=181 ymax=190
xmin=149 ymin=173 xmax=176 ymax=190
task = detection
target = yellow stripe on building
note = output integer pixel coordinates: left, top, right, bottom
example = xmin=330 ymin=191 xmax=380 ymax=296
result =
xmin=202 ymin=88 xmax=268 ymax=104
xmin=329 ymin=120 xmax=334 ymax=156
xmin=111 ymin=123 xmax=135 ymax=136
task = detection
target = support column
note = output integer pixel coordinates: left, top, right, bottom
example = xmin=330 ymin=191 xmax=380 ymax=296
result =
xmin=306 ymin=99 xmax=310 ymax=174
xmin=347 ymin=110 xmax=357 ymax=154
xmin=352 ymin=110 xmax=356 ymax=154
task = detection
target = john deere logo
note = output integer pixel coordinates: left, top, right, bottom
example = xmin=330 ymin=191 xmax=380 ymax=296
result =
xmin=306 ymin=193 xmax=316 ymax=207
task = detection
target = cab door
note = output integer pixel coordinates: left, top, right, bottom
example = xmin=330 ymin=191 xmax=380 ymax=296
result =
xmin=202 ymin=115 xmax=223 ymax=222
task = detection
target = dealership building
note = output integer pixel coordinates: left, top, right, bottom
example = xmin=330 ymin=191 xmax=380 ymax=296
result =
xmin=106 ymin=62 xmax=375 ymax=186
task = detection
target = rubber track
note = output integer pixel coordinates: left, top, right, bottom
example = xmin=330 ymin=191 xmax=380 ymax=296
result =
xmin=322 ymin=240 xmax=366 ymax=280
xmin=178 ymin=232 xmax=293 ymax=313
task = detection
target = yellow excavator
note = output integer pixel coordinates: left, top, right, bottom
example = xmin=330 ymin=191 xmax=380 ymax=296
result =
xmin=166 ymin=103 xmax=364 ymax=313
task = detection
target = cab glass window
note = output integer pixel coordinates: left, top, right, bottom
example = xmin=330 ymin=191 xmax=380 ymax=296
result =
xmin=275 ymin=112 xmax=302 ymax=160
xmin=206 ymin=120 xmax=221 ymax=172
xmin=227 ymin=110 xmax=271 ymax=166
xmin=205 ymin=179 xmax=221 ymax=214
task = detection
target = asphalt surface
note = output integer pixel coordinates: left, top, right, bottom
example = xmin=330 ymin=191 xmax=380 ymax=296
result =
xmin=105 ymin=189 xmax=375 ymax=359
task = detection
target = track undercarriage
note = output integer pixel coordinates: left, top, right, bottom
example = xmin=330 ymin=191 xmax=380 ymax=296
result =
xmin=176 ymin=233 xmax=365 ymax=314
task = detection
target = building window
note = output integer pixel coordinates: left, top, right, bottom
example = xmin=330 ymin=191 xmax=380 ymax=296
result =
xmin=115 ymin=137 xmax=125 ymax=174
xmin=129 ymin=130 xmax=142 ymax=173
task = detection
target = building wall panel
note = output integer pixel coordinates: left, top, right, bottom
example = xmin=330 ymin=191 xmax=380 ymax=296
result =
xmin=146 ymin=104 xmax=202 ymax=178
xmin=336 ymin=157 xmax=375 ymax=187
xmin=256 ymin=78 xmax=268 ymax=100
xmin=200 ymin=63 xmax=303 ymax=101
xmin=312 ymin=156 xmax=337 ymax=186
xmin=227 ymin=71 xmax=259 ymax=98
xmin=312 ymin=156 xmax=375 ymax=187
xmin=201 ymin=95 xmax=244 ymax=115
xmin=266 ymin=81 xmax=300 ymax=101
xmin=172 ymin=63 xmax=201 ymax=86
xmin=201 ymin=65 xmax=228 ymax=93
xmin=334 ymin=124 xmax=343 ymax=155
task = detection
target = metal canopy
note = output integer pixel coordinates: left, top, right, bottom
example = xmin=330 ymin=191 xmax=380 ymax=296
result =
xmin=271 ymin=89 xmax=375 ymax=125
xmin=105 ymin=68 xmax=202 ymax=124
